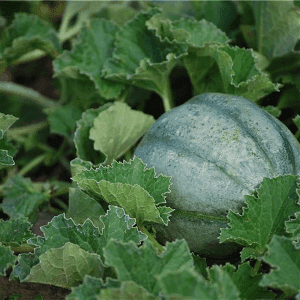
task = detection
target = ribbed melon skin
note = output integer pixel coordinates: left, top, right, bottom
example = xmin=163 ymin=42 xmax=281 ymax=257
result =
xmin=134 ymin=93 xmax=300 ymax=257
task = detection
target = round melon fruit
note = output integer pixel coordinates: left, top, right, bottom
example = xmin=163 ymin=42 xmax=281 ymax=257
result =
xmin=134 ymin=92 xmax=300 ymax=258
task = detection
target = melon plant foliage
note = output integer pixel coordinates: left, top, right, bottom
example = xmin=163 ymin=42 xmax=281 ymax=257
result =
xmin=1 ymin=1 xmax=300 ymax=299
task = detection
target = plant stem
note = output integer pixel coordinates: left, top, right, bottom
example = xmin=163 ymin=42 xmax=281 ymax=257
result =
xmin=58 ymin=4 xmax=87 ymax=43
xmin=0 ymin=181 xmax=71 ymax=197
xmin=9 ymin=134 xmax=54 ymax=153
xmin=124 ymin=149 xmax=132 ymax=161
xmin=11 ymin=244 xmax=35 ymax=253
xmin=9 ymin=129 xmax=71 ymax=172
xmin=160 ymin=78 xmax=174 ymax=112
xmin=52 ymin=197 xmax=69 ymax=212
xmin=18 ymin=153 xmax=49 ymax=176
xmin=0 ymin=81 xmax=59 ymax=108
xmin=51 ymin=185 xmax=70 ymax=197
xmin=48 ymin=205 xmax=65 ymax=215
xmin=59 ymin=156 xmax=71 ymax=172
xmin=8 ymin=121 xmax=48 ymax=136
xmin=11 ymin=49 xmax=47 ymax=65
xmin=48 ymin=138 xmax=67 ymax=165
xmin=57 ymin=77 xmax=67 ymax=105
xmin=251 ymin=259 xmax=262 ymax=276
xmin=140 ymin=225 xmax=165 ymax=253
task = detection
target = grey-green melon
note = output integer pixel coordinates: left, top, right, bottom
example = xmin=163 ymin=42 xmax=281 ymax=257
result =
xmin=134 ymin=92 xmax=300 ymax=258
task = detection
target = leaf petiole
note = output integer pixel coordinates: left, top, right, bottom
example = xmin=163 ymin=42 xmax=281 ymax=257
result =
xmin=8 ymin=121 xmax=48 ymax=136
xmin=18 ymin=153 xmax=49 ymax=176
xmin=139 ymin=225 xmax=165 ymax=253
xmin=11 ymin=243 xmax=35 ymax=253
xmin=251 ymin=259 xmax=262 ymax=277
xmin=0 ymin=81 xmax=59 ymax=108
xmin=160 ymin=78 xmax=174 ymax=112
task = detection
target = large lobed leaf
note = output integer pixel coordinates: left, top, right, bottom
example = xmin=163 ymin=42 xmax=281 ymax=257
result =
xmin=72 ymin=156 xmax=173 ymax=226
xmin=0 ymin=216 xmax=34 ymax=248
xmin=145 ymin=11 xmax=279 ymax=101
xmin=1 ymin=175 xmax=50 ymax=223
xmin=220 ymin=175 xmax=300 ymax=261
xmin=53 ymin=18 xmax=124 ymax=100
xmin=103 ymin=239 xmax=193 ymax=296
xmin=10 ymin=206 xmax=146 ymax=289
xmin=251 ymin=1 xmax=300 ymax=59
xmin=48 ymin=105 xmax=82 ymax=139
xmin=66 ymin=187 xmax=106 ymax=229
xmin=260 ymin=235 xmax=300 ymax=296
xmin=24 ymin=242 xmax=104 ymax=289
xmin=2 ymin=13 xmax=61 ymax=64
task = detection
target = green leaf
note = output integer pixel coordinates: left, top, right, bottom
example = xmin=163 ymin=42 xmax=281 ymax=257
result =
xmin=102 ymin=7 xmax=186 ymax=111
xmin=158 ymin=269 xmax=214 ymax=299
xmin=66 ymin=187 xmax=106 ymax=229
xmin=252 ymin=50 xmax=270 ymax=71
xmin=208 ymin=266 xmax=240 ymax=299
xmin=58 ymin=1 xmax=109 ymax=42
xmin=24 ymin=242 xmax=104 ymax=289
xmin=192 ymin=254 xmax=208 ymax=280
xmin=66 ymin=275 xmax=120 ymax=300
xmin=0 ymin=132 xmax=18 ymax=158
xmin=97 ymin=205 xmax=147 ymax=257
xmin=251 ymin=1 xmax=300 ymax=59
xmin=1 ymin=175 xmax=50 ymax=223
xmin=240 ymin=24 xmax=257 ymax=50
xmin=103 ymin=239 xmax=193 ymax=296
xmin=0 ymin=112 xmax=18 ymax=138
xmin=220 ymin=175 xmax=300 ymax=261
xmin=294 ymin=115 xmax=300 ymax=134
xmin=100 ymin=281 xmax=156 ymax=300
xmin=147 ymin=15 xmax=230 ymax=47
xmin=0 ymin=244 xmax=17 ymax=276
xmin=266 ymin=53 xmax=300 ymax=89
xmin=149 ymin=1 xmax=195 ymax=21
xmin=263 ymin=105 xmax=281 ymax=118
xmin=183 ymin=44 xmax=281 ymax=101
xmin=53 ymin=19 xmax=124 ymax=100
xmin=72 ymin=157 xmax=173 ymax=226
xmin=146 ymin=13 xmax=278 ymax=100
xmin=277 ymin=87 xmax=300 ymax=111
xmin=74 ymin=104 xmax=113 ymax=165
xmin=222 ymin=262 xmax=275 ymax=299
xmin=28 ymin=214 xmax=105 ymax=255
xmin=158 ymin=266 xmax=239 ymax=300
xmin=260 ymin=235 xmax=300 ymax=296
xmin=0 ymin=112 xmax=18 ymax=168
xmin=96 ymin=3 xmax=137 ymax=26
xmin=13 ymin=206 xmax=145 ymax=283
xmin=59 ymin=77 xmax=108 ymax=112
xmin=0 ymin=149 xmax=15 ymax=168
xmin=103 ymin=7 xmax=172 ymax=75
xmin=3 ymin=13 xmax=61 ymax=64
xmin=285 ymin=211 xmax=300 ymax=248
xmin=48 ymin=105 xmax=82 ymax=139
xmin=70 ymin=158 xmax=95 ymax=178
xmin=10 ymin=250 xmax=41 ymax=282
xmin=89 ymin=102 xmax=155 ymax=165
xmin=191 ymin=0 xmax=238 ymax=34
xmin=28 ymin=206 xmax=146 ymax=262
xmin=0 ymin=216 xmax=34 ymax=247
